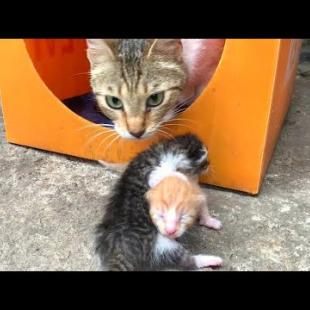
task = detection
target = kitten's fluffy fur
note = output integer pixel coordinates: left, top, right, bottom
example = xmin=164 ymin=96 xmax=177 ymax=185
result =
xmin=95 ymin=134 xmax=223 ymax=271
xmin=147 ymin=175 xmax=222 ymax=239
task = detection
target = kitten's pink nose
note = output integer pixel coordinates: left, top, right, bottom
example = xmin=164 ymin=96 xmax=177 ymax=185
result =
xmin=165 ymin=227 xmax=177 ymax=236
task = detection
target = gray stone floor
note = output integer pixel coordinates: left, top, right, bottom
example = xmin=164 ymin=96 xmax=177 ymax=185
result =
xmin=1 ymin=47 xmax=309 ymax=271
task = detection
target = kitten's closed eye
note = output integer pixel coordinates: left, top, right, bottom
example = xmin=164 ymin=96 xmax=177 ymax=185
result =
xmin=152 ymin=213 xmax=164 ymax=221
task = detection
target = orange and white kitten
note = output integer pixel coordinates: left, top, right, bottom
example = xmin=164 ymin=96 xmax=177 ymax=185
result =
xmin=146 ymin=173 xmax=221 ymax=239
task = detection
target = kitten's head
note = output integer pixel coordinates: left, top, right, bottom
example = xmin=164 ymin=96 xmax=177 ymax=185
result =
xmin=161 ymin=134 xmax=210 ymax=176
xmin=87 ymin=39 xmax=187 ymax=139
xmin=146 ymin=175 xmax=204 ymax=239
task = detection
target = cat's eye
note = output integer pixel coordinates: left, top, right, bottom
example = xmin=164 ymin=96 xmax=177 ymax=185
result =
xmin=105 ymin=96 xmax=123 ymax=109
xmin=146 ymin=92 xmax=165 ymax=108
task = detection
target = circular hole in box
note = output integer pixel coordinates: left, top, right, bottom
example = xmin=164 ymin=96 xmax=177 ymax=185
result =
xmin=24 ymin=39 xmax=112 ymax=126
xmin=175 ymin=39 xmax=226 ymax=113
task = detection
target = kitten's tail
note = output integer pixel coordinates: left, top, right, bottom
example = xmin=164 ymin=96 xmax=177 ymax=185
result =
xmin=107 ymin=258 xmax=135 ymax=271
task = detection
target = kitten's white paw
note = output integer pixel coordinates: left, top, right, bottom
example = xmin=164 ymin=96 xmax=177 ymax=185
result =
xmin=194 ymin=255 xmax=223 ymax=268
xmin=199 ymin=216 xmax=222 ymax=230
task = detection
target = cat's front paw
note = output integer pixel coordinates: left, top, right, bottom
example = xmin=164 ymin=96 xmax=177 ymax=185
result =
xmin=199 ymin=216 xmax=222 ymax=230
xmin=194 ymin=255 xmax=223 ymax=269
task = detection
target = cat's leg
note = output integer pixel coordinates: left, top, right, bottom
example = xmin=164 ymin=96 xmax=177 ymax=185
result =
xmin=169 ymin=246 xmax=223 ymax=271
xmin=189 ymin=255 xmax=223 ymax=269
xmin=153 ymin=234 xmax=222 ymax=270
xmin=98 ymin=160 xmax=128 ymax=172
xmin=198 ymin=196 xmax=222 ymax=230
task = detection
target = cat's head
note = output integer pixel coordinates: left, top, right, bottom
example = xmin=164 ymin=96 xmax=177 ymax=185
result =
xmin=87 ymin=39 xmax=187 ymax=139
xmin=146 ymin=175 xmax=204 ymax=239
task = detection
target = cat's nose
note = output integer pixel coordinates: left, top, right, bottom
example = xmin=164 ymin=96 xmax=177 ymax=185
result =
xmin=165 ymin=227 xmax=177 ymax=236
xmin=129 ymin=130 xmax=145 ymax=139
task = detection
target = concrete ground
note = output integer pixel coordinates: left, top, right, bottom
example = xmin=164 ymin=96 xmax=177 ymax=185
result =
xmin=1 ymin=46 xmax=309 ymax=271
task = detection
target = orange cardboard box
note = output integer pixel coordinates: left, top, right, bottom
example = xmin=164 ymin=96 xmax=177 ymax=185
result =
xmin=0 ymin=39 xmax=301 ymax=194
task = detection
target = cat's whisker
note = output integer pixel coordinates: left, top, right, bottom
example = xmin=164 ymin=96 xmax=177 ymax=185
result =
xmin=171 ymin=109 xmax=188 ymax=116
xmin=162 ymin=114 xmax=197 ymax=126
xmin=95 ymin=131 xmax=119 ymax=157
xmin=83 ymin=131 xmax=106 ymax=152
xmin=102 ymin=134 xmax=121 ymax=157
xmin=160 ymin=126 xmax=180 ymax=139
xmin=162 ymin=123 xmax=192 ymax=131
xmin=83 ymin=127 xmax=115 ymax=141
xmin=115 ymin=136 xmax=123 ymax=159
xmin=160 ymin=127 xmax=176 ymax=139
xmin=83 ymin=129 xmax=113 ymax=151
xmin=171 ymin=117 xmax=198 ymax=125
xmin=157 ymin=128 xmax=176 ymax=141
xmin=156 ymin=129 xmax=169 ymax=140
xmin=82 ymin=127 xmax=103 ymax=141
xmin=104 ymin=135 xmax=121 ymax=154
xmin=76 ymin=123 xmax=114 ymax=132
xmin=72 ymin=71 xmax=91 ymax=77
xmin=91 ymin=123 xmax=114 ymax=128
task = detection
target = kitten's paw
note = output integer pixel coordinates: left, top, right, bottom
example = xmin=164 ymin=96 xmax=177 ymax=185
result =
xmin=194 ymin=255 xmax=223 ymax=268
xmin=199 ymin=216 xmax=222 ymax=230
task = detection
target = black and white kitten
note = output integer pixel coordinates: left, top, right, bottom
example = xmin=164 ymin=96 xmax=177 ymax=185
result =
xmin=95 ymin=134 xmax=223 ymax=271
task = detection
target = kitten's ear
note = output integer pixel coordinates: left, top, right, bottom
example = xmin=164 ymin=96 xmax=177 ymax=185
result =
xmin=146 ymin=39 xmax=183 ymax=59
xmin=145 ymin=190 xmax=151 ymax=201
xmin=145 ymin=189 xmax=154 ymax=202
xmin=86 ymin=39 xmax=117 ymax=66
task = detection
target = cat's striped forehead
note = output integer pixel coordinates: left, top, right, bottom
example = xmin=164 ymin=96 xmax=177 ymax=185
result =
xmin=92 ymin=39 xmax=187 ymax=96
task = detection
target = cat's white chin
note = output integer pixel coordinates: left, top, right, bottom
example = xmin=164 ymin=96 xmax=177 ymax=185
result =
xmin=112 ymin=123 xmax=143 ymax=140
xmin=121 ymin=132 xmax=153 ymax=140
xmin=115 ymin=127 xmax=155 ymax=140
xmin=114 ymin=128 xmax=135 ymax=140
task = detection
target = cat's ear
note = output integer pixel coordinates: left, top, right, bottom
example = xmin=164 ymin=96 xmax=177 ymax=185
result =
xmin=146 ymin=39 xmax=183 ymax=60
xmin=86 ymin=39 xmax=117 ymax=66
